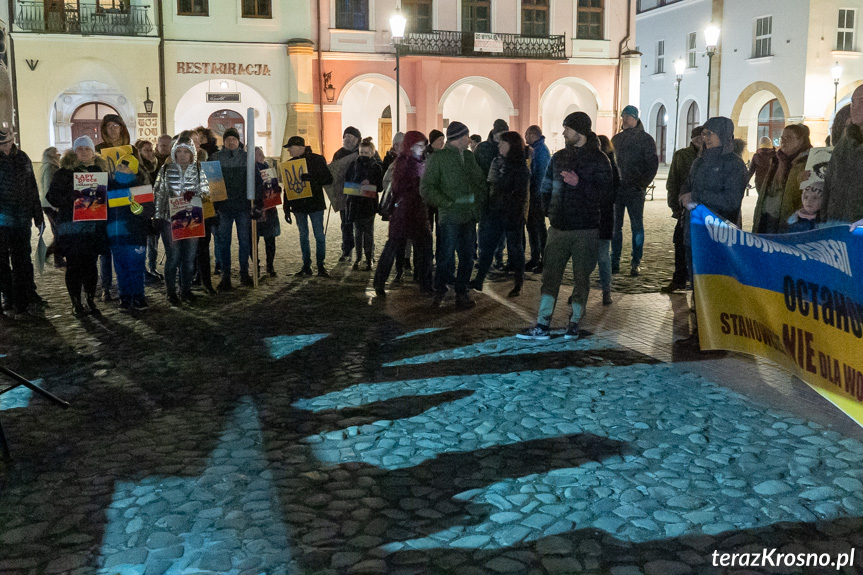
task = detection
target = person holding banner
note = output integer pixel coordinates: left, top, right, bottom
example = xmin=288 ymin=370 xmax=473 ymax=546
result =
xmin=283 ymin=137 xmax=333 ymax=277
xmin=663 ymin=126 xmax=703 ymax=293
xmin=752 ymin=124 xmax=811 ymax=234
xmin=329 ymin=127 xmax=362 ymax=262
xmin=344 ymin=139 xmax=383 ymax=271
xmin=822 ymin=84 xmax=863 ymax=232
xmin=516 ymin=112 xmax=613 ymax=340
xmin=153 ymin=137 xmax=210 ymax=306
xmin=46 ymin=136 xmax=109 ymax=317
xmin=107 ymin=155 xmax=154 ymax=311
xmin=677 ymin=116 xmax=747 ymax=349
xmin=255 ymin=146 xmax=282 ymax=277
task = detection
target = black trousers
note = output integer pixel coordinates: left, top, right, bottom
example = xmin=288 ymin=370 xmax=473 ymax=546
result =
xmin=375 ymin=234 xmax=433 ymax=292
xmin=196 ymin=217 xmax=217 ymax=288
xmin=672 ymin=217 xmax=688 ymax=285
xmin=0 ymin=227 xmax=34 ymax=313
xmin=64 ymin=240 xmax=101 ymax=301
xmin=526 ymin=197 xmax=547 ymax=263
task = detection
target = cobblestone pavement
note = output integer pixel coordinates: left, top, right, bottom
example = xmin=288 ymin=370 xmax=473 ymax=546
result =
xmin=1 ymin=183 xmax=862 ymax=575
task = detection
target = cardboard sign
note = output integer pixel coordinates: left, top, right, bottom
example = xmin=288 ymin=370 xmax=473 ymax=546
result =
xmin=107 ymin=185 xmax=154 ymax=208
xmin=281 ymin=158 xmax=312 ymax=201
xmin=73 ymin=172 xmax=108 ymax=221
xmin=261 ymin=167 xmax=282 ymax=210
xmin=801 ymin=147 xmax=832 ymax=190
xmin=100 ymin=145 xmax=135 ymax=172
xmin=343 ymin=182 xmax=378 ymax=199
xmin=201 ymin=161 xmax=227 ymax=202
xmin=169 ymin=196 xmax=205 ymax=241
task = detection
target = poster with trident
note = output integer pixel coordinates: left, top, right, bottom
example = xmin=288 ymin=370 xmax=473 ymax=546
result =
xmin=280 ymin=158 xmax=313 ymax=201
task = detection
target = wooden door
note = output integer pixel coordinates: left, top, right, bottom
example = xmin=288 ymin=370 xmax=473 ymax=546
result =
xmin=378 ymin=118 xmax=392 ymax=157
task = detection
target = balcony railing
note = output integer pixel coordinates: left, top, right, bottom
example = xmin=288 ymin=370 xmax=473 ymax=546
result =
xmin=398 ymin=30 xmax=566 ymax=60
xmin=16 ymin=2 xmax=154 ymax=36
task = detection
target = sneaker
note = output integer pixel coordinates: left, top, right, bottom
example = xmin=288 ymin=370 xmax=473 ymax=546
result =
xmin=118 ymin=297 xmax=132 ymax=312
xmin=517 ymin=324 xmax=551 ymax=340
xmin=630 ymin=265 xmax=641 ymax=277
xmin=363 ymin=260 xmax=373 ymax=271
xmin=338 ymin=252 xmax=350 ymax=262
xmin=455 ymin=293 xmax=476 ymax=310
xmin=564 ymin=322 xmax=580 ymax=340
xmin=295 ymin=266 xmax=313 ymax=277
xmin=145 ymin=270 xmax=162 ymax=284
xmin=167 ymin=294 xmax=181 ymax=307
xmin=317 ymin=267 xmax=330 ymax=278
xmin=602 ymin=291 xmax=613 ymax=306
xmin=240 ymin=274 xmax=254 ymax=287
xmin=101 ymin=291 xmax=113 ymax=303
xmin=375 ymin=287 xmax=387 ymax=298
xmin=352 ymin=260 xmax=360 ymax=271
xmin=133 ymin=296 xmax=149 ymax=310
xmin=524 ymin=259 xmax=538 ymax=272
xmin=507 ymin=286 xmax=521 ymax=298
xmin=180 ymin=292 xmax=197 ymax=304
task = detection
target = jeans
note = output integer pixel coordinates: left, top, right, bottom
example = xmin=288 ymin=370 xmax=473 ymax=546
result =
xmin=217 ymin=209 xmax=251 ymax=278
xmin=474 ymin=213 xmax=524 ymax=288
xmin=340 ymin=209 xmax=355 ymax=256
xmin=611 ymin=189 xmax=645 ymax=269
xmin=597 ymin=239 xmax=612 ymax=292
xmin=111 ymin=243 xmax=146 ymax=299
xmin=0 ymin=226 xmax=34 ymax=313
xmin=537 ymin=227 xmax=600 ymax=326
xmin=295 ymin=210 xmax=326 ymax=268
xmin=162 ymin=223 xmax=198 ymax=298
xmin=526 ymin=196 xmax=547 ymax=263
xmin=434 ymin=221 xmax=476 ymax=295
xmin=195 ymin=217 xmax=216 ymax=288
xmin=353 ymin=216 xmax=375 ymax=261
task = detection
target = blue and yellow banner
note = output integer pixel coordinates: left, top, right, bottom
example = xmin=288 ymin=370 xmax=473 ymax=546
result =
xmin=691 ymin=205 xmax=863 ymax=426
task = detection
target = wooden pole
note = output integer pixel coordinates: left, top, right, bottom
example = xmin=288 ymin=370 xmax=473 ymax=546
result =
xmin=246 ymin=108 xmax=258 ymax=288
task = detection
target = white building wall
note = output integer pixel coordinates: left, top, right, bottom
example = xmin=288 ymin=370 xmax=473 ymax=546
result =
xmin=636 ymin=0 xmax=712 ymax=161
xmin=162 ymin=2 xmax=311 ymax=44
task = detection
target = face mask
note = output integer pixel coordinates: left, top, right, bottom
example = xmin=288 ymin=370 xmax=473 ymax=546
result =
xmin=114 ymin=171 xmax=136 ymax=185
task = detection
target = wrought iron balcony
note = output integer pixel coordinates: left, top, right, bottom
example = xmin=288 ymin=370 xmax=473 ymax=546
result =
xmin=16 ymin=2 xmax=154 ymax=36
xmin=397 ymin=30 xmax=566 ymax=60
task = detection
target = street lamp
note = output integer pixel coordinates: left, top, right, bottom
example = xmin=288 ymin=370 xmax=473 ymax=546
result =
xmin=143 ymin=87 xmax=154 ymax=114
xmin=673 ymin=59 xmax=685 ymax=152
xmin=832 ymin=61 xmax=843 ymax=114
xmin=389 ymin=7 xmax=406 ymax=133
xmin=704 ymin=25 xmax=720 ymax=118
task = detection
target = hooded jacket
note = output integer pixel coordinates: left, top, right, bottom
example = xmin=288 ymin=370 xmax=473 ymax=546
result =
xmin=211 ymin=143 xmax=263 ymax=212
xmin=822 ymin=123 xmax=863 ymax=224
xmin=0 ymin=144 xmax=41 ymax=229
xmin=388 ymin=131 xmax=430 ymax=240
xmin=420 ymin=143 xmax=487 ymax=225
xmin=286 ymin=148 xmax=332 ymax=214
xmin=46 ymin=150 xmax=109 ymax=238
xmin=153 ymin=140 xmax=210 ymax=221
xmin=611 ymin=119 xmax=659 ymax=194
xmin=540 ymin=133 xmax=614 ymax=231
xmin=682 ymin=117 xmax=747 ymax=223
xmin=94 ymin=114 xmax=133 ymax=153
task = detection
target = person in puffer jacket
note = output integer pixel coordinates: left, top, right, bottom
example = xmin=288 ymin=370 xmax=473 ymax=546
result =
xmin=153 ymin=137 xmax=210 ymax=306
xmin=107 ymin=154 xmax=155 ymax=311
xmin=46 ymin=136 xmax=108 ymax=317
xmin=344 ymin=138 xmax=383 ymax=270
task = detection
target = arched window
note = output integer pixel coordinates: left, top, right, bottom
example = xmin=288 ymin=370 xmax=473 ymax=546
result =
xmin=685 ymin=101 xmax=700 ymax=140
xmin=335 ymin=0 xmax=369 ymax=30
xmin=757 ymin=99 xmax=785 ymax=147
xmin=71 ymin=102 xmax=120 ymax=147
xmin=208 ymin=110 xmax=245 ymax=144
xmin=656 ymin=105 xmax=667 ymax=164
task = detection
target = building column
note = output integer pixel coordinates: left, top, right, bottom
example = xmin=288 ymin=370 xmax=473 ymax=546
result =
xmin=619 ymin=51 xmax=642 ymax=126
xmin=519 ymin=62 xmax=543 ymax=133
xmin=415 ymin=59 xmax=440 ymax=135
xmin=284 ymin=40 xmax=320 ymax=157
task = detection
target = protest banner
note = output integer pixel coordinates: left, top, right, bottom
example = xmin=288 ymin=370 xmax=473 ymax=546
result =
xmin=107 ymin=185 xmax=154 ymax=208
xmin=169 ymin=196 xmax=205 ymax=241
xmin=99 ymin=145 xmax=134 ymax=172
xmin=281 ymin=158 xmax=312 ymax=201
xmin=200 ymin=161 xmax=227 ymax=202
xmin=73 ymin=172 xmax=108 ymax=221
xmin=343 ymin=182 xmax=378 ymax=199
xmin=261 ymin=167 xmax=282 ymax=210
xmin=690 ymin=205 xmax=863 ymax=426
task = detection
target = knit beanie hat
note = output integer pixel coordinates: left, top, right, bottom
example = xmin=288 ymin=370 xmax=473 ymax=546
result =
xmin=343 ymin=126 xmax=361 ymax=140
xmin=446 ymin=121 xmax=469 ymax=141
xmin=492 ymin=119 xmax=509 ymax=134
xmin=223 ymin=128 xmax=241 ymax=143
xmin=621 ymin=105 xmax=639 ymax=120
xmin=428 ymin=129 xmax=444 ymax=146
xmin=73 ymin=135 xmax=96 ymax=151
xmin=563 ymin=112 xmax=593 ymax=136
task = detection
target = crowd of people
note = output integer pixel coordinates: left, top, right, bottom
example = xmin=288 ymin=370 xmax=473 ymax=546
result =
xmin=1 ymin=94 xmax=861 ymax=344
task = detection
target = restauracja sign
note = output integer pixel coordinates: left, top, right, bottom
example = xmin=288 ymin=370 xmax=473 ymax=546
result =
xmin=177 ymin=62 xmax=271 ymax=76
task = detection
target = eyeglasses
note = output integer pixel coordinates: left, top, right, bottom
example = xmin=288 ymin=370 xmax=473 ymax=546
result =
xmin=701 ymin=130 xmax=715 ymax=137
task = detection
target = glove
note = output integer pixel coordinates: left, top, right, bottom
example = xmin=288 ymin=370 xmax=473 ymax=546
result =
xmin=183 ymin=191 xmax=195 ymax=202
xmin=34 ymin=214 xmax=44 ymax=229
xmin=251 ymin=207 xmax=263 ymax=220
xmin=300 ymin=173 xmax=312 ymax=182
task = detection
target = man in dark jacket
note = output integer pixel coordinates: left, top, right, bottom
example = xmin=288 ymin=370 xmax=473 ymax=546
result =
xmin=611 ymin=105 xmax=659 ymax=276
xmin=525 ymin=125 xmax=551 ymax=272
xmin=662 ymin=125 xmax=703 ymax=292
xmin=0 ymin=128 xmax=44 ymax=319
xmin=285 ymin=137 xmax=334 ymax=277
xmin=212 ymin=127 xmax=263 ymax=290
xmin=329 ymin=126 xmax=361 ymax=261
xmin=518 ymin=112 xmax=613 ymax=341
xmin=823 ymin=84 xmax=863 ymax=231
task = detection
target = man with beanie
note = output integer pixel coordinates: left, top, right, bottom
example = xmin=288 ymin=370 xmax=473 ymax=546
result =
xmin=420 ymin=120 xmax=486 ymax=309
xmin=611 ymin=105 xmax=658 ymax=276
xmin=0 ymin=126 xmax=43 ymax=319
xmin=328 ymin=126 xmax=361 ymax=261
xmin=284 ymin=136 xmax=333 ymax=277
xmin=427 ymin=130 xmax=445 ymax=154
xmin=525 ymin=124 xmax=551 ymax=272
xmin=212 ymin=127 xmax=263 ymax=290
xmin=518 ymin=112 xmax=613 ymax=340
xmin=475 ymin=119 xmax=511 ymax=269
xmin=662 ymin=125 xmax=703 ymax=293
